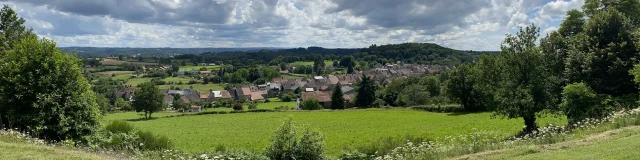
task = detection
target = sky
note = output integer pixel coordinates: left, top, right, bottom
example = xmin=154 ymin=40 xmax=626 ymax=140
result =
xmin=1 ymin=0 xmax=585 ymax=51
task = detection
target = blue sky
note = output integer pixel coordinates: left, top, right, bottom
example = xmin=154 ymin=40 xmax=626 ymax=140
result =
xmin=1 ymin=0 xmax=584 ymax=51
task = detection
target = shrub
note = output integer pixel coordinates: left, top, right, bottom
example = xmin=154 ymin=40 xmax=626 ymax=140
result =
xmin=188 ymin=80 xmax=198 ymax=84
xmin=275 ymin=106 xmax=294 ymax=111
xmin=265 ymin=117 xmax=325 ymax=160
xmin=279 ymin=93 xmax=295 ymax=102
xmin=233 ymin=103 xmax=244 ymax=111
xmin=560 ymin=83 xmax=612 ymax=124
xmin=136 ymin=130 xmax=173 ymax=150
xmin=265 ymin=99 xmax=271 ymax=103
xmin=105 ymin=120 xmax=135 ymax=134
xmin=300 ymin=98 xmax=322 ymax=110
xmin=248 ymin=102 xmax=258 ymax=110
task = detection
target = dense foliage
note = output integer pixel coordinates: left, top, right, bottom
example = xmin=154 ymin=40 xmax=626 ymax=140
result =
xmin=301 ymin=98 xmax=322 ymax=110
xmin=264 ymin=118 xmax=325 ymax=160
xmin=132 ymin=82 xmax=164 ymax=119
xmin=354 ymin=75 xmax=377 ymax=108
xmin=0 ymin=32 xmax=101 ymax=141
xmin=560 ymin=83 xmax=612 ymax=124
xmin=331 ymin=83 xmax=345 ymax=110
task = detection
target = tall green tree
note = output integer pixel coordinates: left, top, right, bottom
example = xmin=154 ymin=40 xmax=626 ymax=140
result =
xmin=420 ymin=76 xmax=441 ymax=97
xmin=583 ymin=0 xmax=640 ymax=25
xmin=570 ymin=8 xmax=639 ymax=96
xmin=0 ymin=5 xmax=30 ymax=51
xmin=354 ymin=75 xmax=377 ymax=108
xmin=446 ymin=63 xmax=485 ymax=111
xmin=558 ymin=9 xmax=586 ymax=38
xmin=133 ymin=82 xmax=164 ymax=119
xmin=0 ymin=34 xmax=101 ymax=141
xmin=494 ymin=24 xmax=556 ymax=133
xmin=331 ymin=83 xmax=345 ymax=110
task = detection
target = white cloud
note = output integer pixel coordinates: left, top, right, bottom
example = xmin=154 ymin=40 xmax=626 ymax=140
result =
xmin=1 ymin=0 xmax=578 ymax=51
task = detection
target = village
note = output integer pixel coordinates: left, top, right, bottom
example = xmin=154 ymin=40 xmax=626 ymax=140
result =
xmin=112 ymin=62 xmax=453 ymax=112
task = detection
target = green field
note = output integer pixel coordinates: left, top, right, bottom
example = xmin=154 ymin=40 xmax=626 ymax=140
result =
xmin=158 ymin=84 xmax=224 ymax=92
xmin=124 ymin=78 xmax=153 ymax=86
xmin=281 ymin=73 xmax=310 ymax=78
xmin=292 ymin=60 xmax=334 ymax=67
xmin=179 ymin=65 xmax=221 ymax=71
xmin=467 ymin=126 xmax=640 ymax=160
xmin=208 ymin=98 xmax=296 ymax=111
xmin=106 ymin=109 xmax=565 ymax=156
xmin=162 ymin=77 xmax=196 ymax=83
xmin=93 ymin=71 xmax=135 ymax=78
xmin=102 ymin=111 xmax=186 ymax=122
xmin=111 ymin=74 xmax=133 ymax=81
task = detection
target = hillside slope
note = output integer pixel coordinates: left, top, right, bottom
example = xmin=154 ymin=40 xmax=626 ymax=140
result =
xmin=454 ymin=126 xmax=640 ymax=160
xmin=0 ymin=135 xmax=115 ymax=160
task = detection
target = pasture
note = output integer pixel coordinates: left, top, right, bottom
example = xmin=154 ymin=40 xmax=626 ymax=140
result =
xmin=93 ymin=71 xmax=135 ymax=78
xmin=106 ymin=109 xmax=566 ymax=156
xmin=291 ymin=60 xmax=334 ymax=67
xmin=124 ymin=78 xmax=153 ymax=86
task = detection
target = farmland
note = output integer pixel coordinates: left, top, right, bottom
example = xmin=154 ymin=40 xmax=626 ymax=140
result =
xmin=105 ymin=109 xmax=566 ymax=156
xmin=291 ymin=60 xmax=334 ymax=67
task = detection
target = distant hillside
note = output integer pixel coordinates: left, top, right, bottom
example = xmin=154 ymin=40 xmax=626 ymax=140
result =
xmin=196 ymin=43 xmax=497 ymax=66
xmin=61 ymin=47 xmax=282 ymax=57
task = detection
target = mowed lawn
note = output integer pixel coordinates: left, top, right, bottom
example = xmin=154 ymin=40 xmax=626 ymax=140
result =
xmin=113 ymin=109 xmax=566 ymax=156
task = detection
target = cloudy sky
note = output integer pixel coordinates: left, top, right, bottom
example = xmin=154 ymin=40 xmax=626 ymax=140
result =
xmin=2 ymin=0 xmax=584 ymax=51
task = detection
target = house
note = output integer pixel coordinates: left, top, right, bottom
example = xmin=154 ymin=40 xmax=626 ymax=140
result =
xmin=341 ymin=86 xmax=355 ymax=95
xmin=191 ymin=105 xmax=202 ymax=112
xmin=279 ymin=70 xmax=289 ymax=74
xmin=115 ymin=88 xmax=135 ymax=101
xmin=327 ymin=75 xmax=340 ymax=85
xmin=199 ymin=63 xmax=207 ymax=66
xmin=163 ymin=93 xmax=174 ymax=106
xmin=302 ymin=91 xmax=332 ymax=109
xmin=200 ymin=71 xmax=211 ymax=75
xmin=343 ymin=94 xmax=356 ymax=108
xmin=231 ymin=87 xmax=252 ymax=100
xmin=250 ymin=92 xmax=265 ymax=101
xmin=208 ymin=63 xmax=216 ymax=66
xmin=200 ymin=93 xmax=210 ymax=101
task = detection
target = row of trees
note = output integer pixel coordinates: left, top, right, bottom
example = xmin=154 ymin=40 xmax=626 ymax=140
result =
xmin=446 ymin=0 xmax=640 ymax=133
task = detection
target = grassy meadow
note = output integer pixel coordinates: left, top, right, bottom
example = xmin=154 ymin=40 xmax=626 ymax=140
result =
xmin=291 ymin=60 xmax=334 ymax=67
xmin=100 ymin=59 xmax=157 ymax=66
xmin=105 ymin=109 xmax=565 ymax=156
xmin=0 ymin=134 xmax=113 ymax=160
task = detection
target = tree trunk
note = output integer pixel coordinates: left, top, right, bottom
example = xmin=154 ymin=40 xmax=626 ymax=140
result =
xmin=523 ymin=115 xmax=538 ymax=133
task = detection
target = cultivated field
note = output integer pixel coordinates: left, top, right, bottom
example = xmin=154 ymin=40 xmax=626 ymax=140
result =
xmin=106 ymin=109 xmax=566 ymax=156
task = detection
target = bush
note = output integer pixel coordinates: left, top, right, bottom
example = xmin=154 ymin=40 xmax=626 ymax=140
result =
xmin=279 ymin=93 xmax=295 ymax=102
xmin=560 ymin=83 xmax=612 ymax=124
xmin=248 ymin=102 xmax=258 ymax=110
xmin=136 ymin=130 xmax=174 ymax=150
xmin=412 ymin=104 xmax=465 ymax=113
xmin=300 ymin=98 xmax=322 ymax=110
xmin=265 ymin=117 xmax=325 ymax=160
xmin=188 ymin=80 xmax=198 ymax=84
xmin=275 ymin=106 xmax=294 ymax=111
xmin=233 ymin=103 xmax=244 ymax=111
xmin=265 ymin=99 xmax=271 ymax=103
xmin=105 ymin=120 xmax=135 ymax=134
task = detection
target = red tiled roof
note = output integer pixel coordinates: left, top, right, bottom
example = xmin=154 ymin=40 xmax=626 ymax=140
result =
xmin=200 ymin=93 xmax=210 ymax=99
xmin=250 ymin=92 xmax=264 ymax=100
xmin=303 ymin=91 xmax=332 ymax=102
xmin=241 ymin=88 xmax=251 ymax=96
xmin=220 ymin=90 xmax=232 ymax=99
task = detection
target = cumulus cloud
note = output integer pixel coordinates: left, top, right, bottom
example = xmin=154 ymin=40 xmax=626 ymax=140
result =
xmin=0 ymin=0 xmax=580 ymax=51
